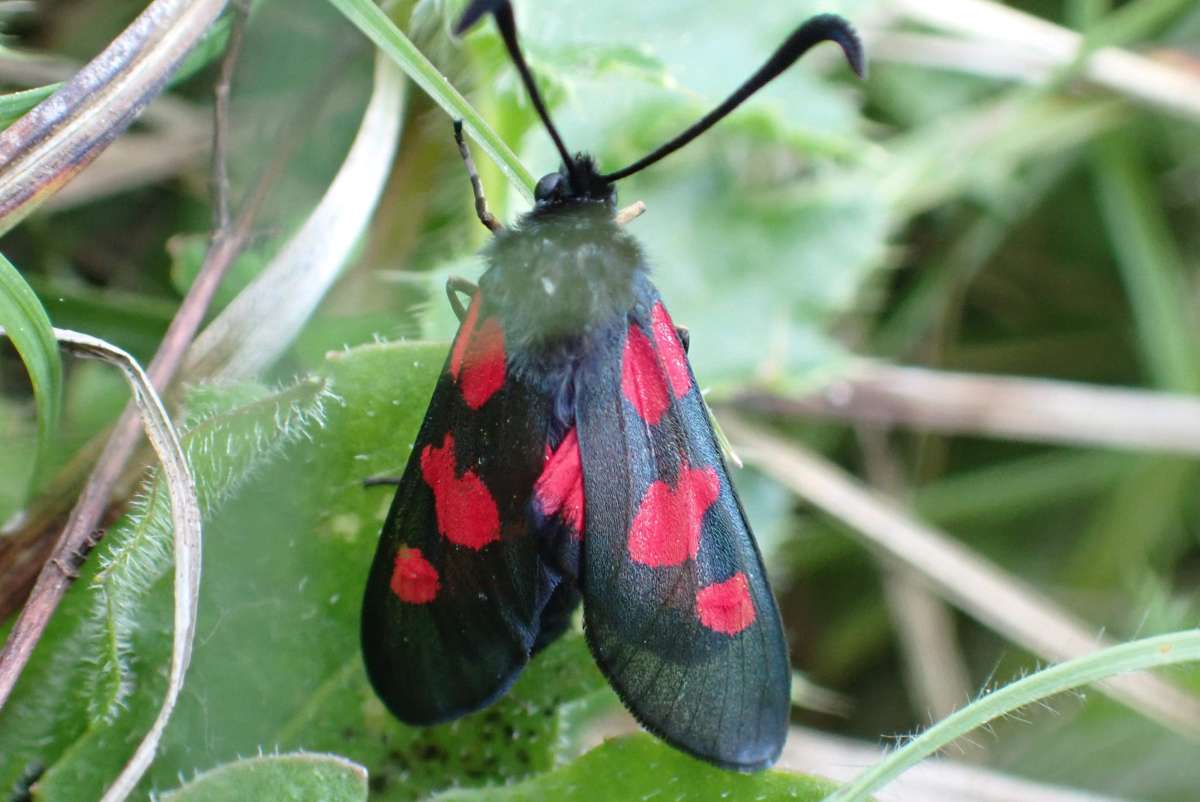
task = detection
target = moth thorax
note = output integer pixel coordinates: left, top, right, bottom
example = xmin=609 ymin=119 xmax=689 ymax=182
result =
xmin=481 ymin=203 xmax=645 ymax=350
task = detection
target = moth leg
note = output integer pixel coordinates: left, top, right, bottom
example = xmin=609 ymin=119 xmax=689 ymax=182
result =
xmin=675 ymin=325 xmax=690 ymax=354
xmin=445 ymin=276 xmax=479 ymax=323
xmin=454 ymin=120 xmax=502 ymax=233
xmin=362 ymin=475 xmax=403 ymax=488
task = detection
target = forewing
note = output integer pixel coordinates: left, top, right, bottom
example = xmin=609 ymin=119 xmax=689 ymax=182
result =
xmin=361 ymin=293 xmax=557 ymax=725
xmin=576 ymin=278 xmax=790 ymax=769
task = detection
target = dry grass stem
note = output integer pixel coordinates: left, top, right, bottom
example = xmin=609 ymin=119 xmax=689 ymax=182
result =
xmin=723 ymin=414 xmax=1200 ymax=737
xmin=736 ymin=361 xmax=1200 ymax=455
xmin=888 ymin=0 xmax=1200 ymax=120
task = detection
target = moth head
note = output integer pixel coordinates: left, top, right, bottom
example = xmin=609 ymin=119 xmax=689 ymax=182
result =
xmin=533 ymin=156 xmax=615 ymax=209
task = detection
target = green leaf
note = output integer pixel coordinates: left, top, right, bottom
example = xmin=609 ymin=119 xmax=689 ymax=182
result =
xmin=326 ymin=0 xmax=535 ymax=197
xmin=160 ymin=753 xmax=368 ymax=802
xmin=430 ymin=734 xmax=840 ymax=802
xmin=7 ymin=341 xmax=605 ymax=800
xmin=82 ymin=376 xmax=335 ymax=724
xmin=0 ymin=251 xmax=63 ymax=496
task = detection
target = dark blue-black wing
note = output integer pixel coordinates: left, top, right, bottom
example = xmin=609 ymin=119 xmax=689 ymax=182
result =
xmin=361 ymin=292 xmax=559 ymax=724
xmin=574 ymin=275 xmax=791 ymax=769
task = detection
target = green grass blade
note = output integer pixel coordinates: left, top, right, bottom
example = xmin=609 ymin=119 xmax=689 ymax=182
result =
xmin=1093 ymin=130 xmax=1199 ymax=392
xmin=824 ymin=629 xmax=1200 ymax=802
xmin=0 ymin=251 xmax=63 ymax=496
xmin=0 ymin=85 xmax=57 ymax=130
xmin=326 ymin=0 xmax=535 ymax=198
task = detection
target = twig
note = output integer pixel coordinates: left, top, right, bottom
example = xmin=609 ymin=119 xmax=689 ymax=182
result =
xmin=734 ymin=360 xmax=1200 ymax=455
xmin=212 ymin=0 xmax=249 ymax=232
xmin=0 ymin=52 xmax=213 ymax=212
xmin=0 ymin=0 xmax=229 ymax=234
xmin=0 ymin=4 xmax=248 ymax=713
xmin=721 ymin=414 xmax=1200 ymax=737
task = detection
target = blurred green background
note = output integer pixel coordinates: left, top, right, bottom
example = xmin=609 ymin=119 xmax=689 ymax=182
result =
xmin=0 ymin=0 xmax=1198 ymax=800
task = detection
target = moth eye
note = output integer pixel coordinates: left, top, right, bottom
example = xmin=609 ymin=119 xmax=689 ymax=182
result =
xmin=534 ymin=172 xmax=565 ymax=203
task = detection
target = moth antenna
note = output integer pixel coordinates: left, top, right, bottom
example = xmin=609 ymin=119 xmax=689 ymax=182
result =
xmin=455 ymin=1 xmax=576 ymax=179
xmin=601 ymin=14 xmax=865 ymax=182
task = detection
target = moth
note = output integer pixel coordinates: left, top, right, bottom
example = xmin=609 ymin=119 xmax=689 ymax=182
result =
xmin=362 ymin=0 xmax=863 ymax=770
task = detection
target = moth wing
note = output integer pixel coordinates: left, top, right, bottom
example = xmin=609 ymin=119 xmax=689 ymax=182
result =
xmin=361 ymin=293 xmax=557 ymax=724
xmin=575 ymin=279 xmax=790 ymax=769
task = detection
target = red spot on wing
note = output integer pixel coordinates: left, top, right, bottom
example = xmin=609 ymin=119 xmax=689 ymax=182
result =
xmin=448 ymin=295 xmax=506 ymax=410
xmin=390 ymin=547 xmax=440 ymax=604
xmin=448 ymin=294 xmax=481 ymax=378
xmin=420 ymin=433 xmax=501 ymax=550
xmin=534 ymin=428 xmax=585 ymax=540
xmin=696 ymin=572 xmax=756 ymax=635
xmin=622 ymin=323 xmax=670 ymax=424
xmin=650 ymin=302 xmax=691 ymax=398
xmin=622 ymin=305 xmax=693 ymax=424
xmin=628 ymin=465 xmax=720 ymax=567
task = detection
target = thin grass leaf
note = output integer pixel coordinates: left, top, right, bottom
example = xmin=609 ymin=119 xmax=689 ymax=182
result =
xmin=1081 ymin=0 xmax=1196 ymax=50
xmin=824 ymin=629 xmax=1200 ymax=802
xmin=0 ymin=85 xmax=56 ymax=129
xmin=326 ymin=0 xmax=536 ymax=198
xmin=1093 ymin=129 xmax=1200 ymax=393
xmin=0 ymin=252 xmax=63 ymax=497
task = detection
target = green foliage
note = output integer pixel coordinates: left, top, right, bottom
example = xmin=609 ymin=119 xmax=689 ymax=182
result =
xmin=431 ymin=734 xmax=840 ymax=802
xmin=0 ymin=252 xmax=62 ymax=497
xmin=82 ymin=376 xmax=334 ymax=724
xmin=160 ymin=753 xmax=368 ymax=802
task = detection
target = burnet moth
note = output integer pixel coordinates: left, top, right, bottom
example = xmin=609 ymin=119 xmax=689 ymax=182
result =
xmin=362 ymin=0 xmax=864 ymax=771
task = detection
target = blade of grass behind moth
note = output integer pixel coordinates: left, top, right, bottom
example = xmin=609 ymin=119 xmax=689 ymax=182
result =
xmin=722 ymin=414 xmax=1200 ymax=737
xmin=34 ymin=329 xmax=202 ymax=802
xmin=326 ymin=0 xmax=536 ymax=198
xmin=0 ymin=0 xmax=227 ymax=235
xmin=185 ymin=50 xmax=406 ymax=381
xmin=1092 ymin=130 xmax=1200 ymax=394
xmin=0 ymin=253 xmax=62 ymax=500
xmin=823 ymin=630 xmax=1200 ymax=802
